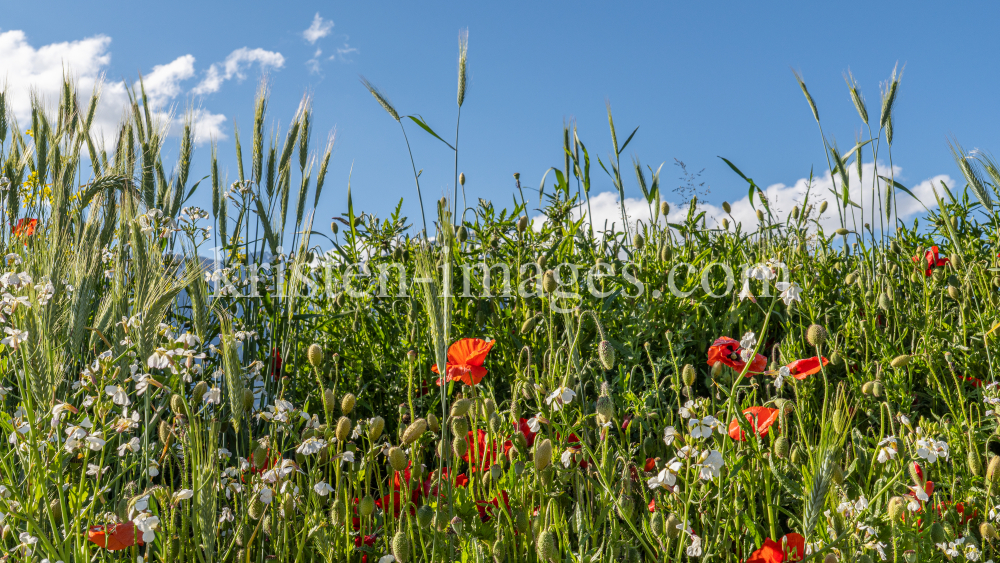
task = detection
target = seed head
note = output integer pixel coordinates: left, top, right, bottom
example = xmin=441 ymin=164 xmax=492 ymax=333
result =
xmin=598 ymin=340 xmax=616 ymax=371
xmin=681 ymin=364 xmax=697 ymax=387
xmin=369 ymin=416 xmax=385 ymax=440
xmin=335 ymin=417 xmax=351 ymax=442
xmin=392 ymin=530 xmax=411 ymax=563
xmin=388 ymin=446 xmax=407 ymax=472
xmin=402 ymin=418 xmax=428 ymax=445
xmin=451 ymin=398 xmax=473 ymax=417
xmin=340 ymin=393 xmax=356 ymax=415
xmin=541 ymin=270 xmax=557 ymax=293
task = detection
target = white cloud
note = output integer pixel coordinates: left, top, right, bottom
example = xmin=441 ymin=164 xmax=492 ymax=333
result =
xmin=306 ymin=48 xmax=323 ymax=74
xmin=534 ymin=163 xmax=954 ymax=236
xmin=193 ymin=47 xmax=285 ymax=95
xmin=303 ymin=13 xmax=334 ymax=44
xmin=142 ymin=55 xmax=196 ymax=107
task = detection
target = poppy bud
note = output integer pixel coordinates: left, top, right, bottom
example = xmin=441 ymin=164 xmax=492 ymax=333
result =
xmin=815 ymin=200 xmax=828 ymax=214
xmin=872 ymin=381 xmax=884 ymax=398
xmin=537 ymin=254 xmax=548 ymax=269
xmin=416 ymin=504 xmax=434 ymax=529
xmin=357 ymin=495 xmax=375 ymax=518
xmin=832 ymin=410 xmax=847 ymax=435
xmin=988 ymin=456 xmax=1000 ymax=484
xmin=243 ymin=389 xmax=255 ymax=411
xmin=518 ymin=215 xmax=529 ymax=234
xmin=402 ymin=418 xmax=428 ymax=445
xmin=890 ymin=354 xmax=910 ymax=369
xmin=790 ymin=446 xmax=806 ymax=465
xmin=878 ymin=293 xmax=891 ymax=310
xmin=252 ymin=445 xmax=268 ymax=470
xmin=392 ymin=530 xmax=411 ymax=563
xmin=616 ymin=496 xmax=634 ymax=520
xmin=824 ymin=554 xmax=838 ymax=563
xmin=773 ymin=436 xmax=791 ymax=459
xmin=908 ymin=462 xmax=925 ymax=488
xmin=659 ymin=245 xmax=672 ymax=262
xmin=710 ymin=361 xmax=723 ymax=379
xmin=948 ymin=285 xmax=961 ymax=299
xmin=542 ymin=270 xmax=557 ymax=293
xmin=969 ymin=449 xmax=983 ymax=477
xmin=845 ymin=272 xmax=859 ymax=285
xmin=308 ymin=344 xmax=324 ymax=368
xmin=451 ymin=398 xmax=472 ymax=417
xmin=521 ymin=313 xmax=541 ymax=334
xmin=756 ymin=210 xmax=765 ymax=222
xmin=537 ymin=529 xmax=557 ymax=562
xmin=861 ymin=381 xmax=875 ymax=395
xmin=633 ymin=233 xmax=645 ymax=251
xmin=335 ymin=417 xmax=351 ymax=442
xmin=452 ymin=435 xmax=469 ymax=458
xmin=340 ymin=393 xmax=356 ymax=415
xmin=660 ymin=201 xmax=670 ymax=216
xmin=982 ymin=522 xmax=999 ymax=542
xmin=722 ymin=218 xmax=730 ymax=230
xmin=722 ymin=201 xmax=732 ymax=214
xmin=249 ymin=498 xmax=265 ymax=520
xmin=792 ymin=205 xmax=800 ymax=220
xmin=330 ymin=221 xmax=339 ymax=234
xmin=388 ymin=446 xmax=407 ymax=472
xmin=489 ymin=413 xmax=502 ymax=434
xmin=534 ymin=438 xmax=553 ymax=471
xmin=192 ymin=381 xmax=208 ymax=404
xmin=598 ymin=340 xmax=616 ymax=371
xmin=282 ymin=493 xmax=295 ymax=519
xmin=910 ymin=270 xmax=921 ymax=283
xmin=830 ymin=350 xmax=843 ymax=366
xmin=806 ymin=324 xmax=828 ymax=347
xmin=887 ymin=496 xmax=906 ymax=520
xmin=665 ymin=513 xmax=681 ymax=538
xmin=596 ymin=395 xmax=615 ymax=423
xmin=835 ymin=228 xmax=850 ymax=236
xmin=159 ymin=420 xmax=172 ymax=445
xmin=650 ymin=511 xmax=664 ymax=535
xmin=427 ymin=413 xmax=440 ymax=432
xmin=929 ymin=521 xmax=946 ymax=544
xmin=514 ymin=432 xmax=528 ymax=454
xmin=456 ymin=225 xmax=468 ymax=243
xmin=681 ymin=364 xmax=697 ymax=387
xmin=452 ymin=416 xmax=470 ymax=436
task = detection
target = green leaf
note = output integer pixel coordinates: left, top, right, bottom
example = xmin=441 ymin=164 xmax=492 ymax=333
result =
xmin=618 ymin=126 xmax=639 ymax=155
xmin=406 ymin=115 xmax=455 ymax=150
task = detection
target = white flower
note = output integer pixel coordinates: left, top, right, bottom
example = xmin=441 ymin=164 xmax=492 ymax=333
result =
xmin=260 ymin=486 xmax=274 ymax=504
xmin=147 ymin=348 xmax=173 ymax=370
xmin=686 ymin=533 xmax=703 ymax=557
xmin=113 ymin=408 xmax=141 ymax=433
xmin=697 ymin=449 xmax=724 ymax=480
xmin=18 ymin=531 xmax=38 ymax=554
xmin=688 ymin=416 xmax=719 ymax=440
xmin=561 ymin=448 xmax=578 ymax=468
xmin=117 ymin=436 xmax=140 ymax=456
xmin=172 ymin=489 xmax=194 ymax=502
xmin=378 ymin=556 xmax=396 ymax=563
xmin=105 ymin=385 xmax=131 ymax=406
xmin=740 ymin=332 xmax=757 ymax=351
xmin=341 ymin=451 xmax=356 ymax=464
xmin=176 ymin=333 xmax=200 ymax=348
xmin=313 ymin=481 xmax=335 ymax=496
xmin=85 ymin=432 xmax=107 ymax=451
xmin=203 ymin=387 xmax=222 ymax=405
xmin=219 ymin=507 xmax=234 ymax=524
xmin=296 ymin=437 xmax=328 ymax=456
xmin=775 ymin=281 xmax=803 ymax=306
xmin=2 ymin=327 xmax=28 ymax=350
xmin=915 ymin=436 xmax=949 ymax=464
xmin=663 ymin=426 xmax=679 ymax=446
xmin=775 ymin=366 xmax=790 ymax=390
xmin=876 ymin=436 xmax=898 ymax=463
xmin=748 ymin=264 xmax=774 ymax=281
xmin=147 ymin=461 xmax=160 ymax=477
xmin=545 ymin=387 xmax=577 ymax=410
xmin=647 ymin=460 xmax=681 ymax=490
xmin=526 ymin=415 xmax=542 ymax=433
xmin=133 ymin=512 xmax=159 ymax=543
xmin=738 ymin=280 xmax=756 ymax=303
xmin=679 ymin=400 xmax=699 ymax=419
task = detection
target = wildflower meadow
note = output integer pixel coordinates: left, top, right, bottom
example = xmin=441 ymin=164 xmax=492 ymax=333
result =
xmin=2 ymin=42 xmax=1000 ymax=563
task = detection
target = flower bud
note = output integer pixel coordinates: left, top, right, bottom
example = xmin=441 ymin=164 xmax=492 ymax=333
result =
xmin=633 ymin=233 xmax=645 ymax=251
xmin=388 ymin=446 xmax=407 ymax=472
xmin=806 ymin=324 xmax=828 ymax=347
xmin=249 ymin=498 xmax=265 ymax=520
xmin=536 ymin=529 xmax=557 ymax=562
xmin=369 ymin=416 xmax=385 ymax=440
xmin=890 ymin=355 xmax=910 ymax=369
xmin=596 ymin=395 xmax=615 ymax=423
xmin=878 ymin=293 xmax=892 ymax=310
xmin=192 ymin=381 xmax=208 ymax=404
xmin=416 ymin=504 xmax=433 ymax=529
xmin=542 ymin=270 xmax=557 ymax=293
xmin=307 ymin=344 xmax=324 ymax=368
xmin=845 ymin=271 xmax=859 ymax=285
xmin=824 ymin=554 xmax=838 ymax=563
xmin=341 ymin=393 xmax=356 ymax=415
xmin=518 ymin=215 xmax=529 ymax=234
xmin=457 ymin=225 xmax=469 ymax=242
xmin=981 ymin=522 xmax=999 ymax=542
xmin=359 ymin=495 xmax=375 ymax=517
xmin=451 ymin=398 xmax=473 ymax=417
xmin=427 ymin=413 xmax=440 ymax=432
xmin=170 ymin=393 xmax=185 ymax=415
xmin=665 ymin=513 xmax=681 ymax=538
xmin=598 ymin=340 xmax=616 ymax=371
xmin=773 ymin=436 xmax=790 ymax=459
xmin=872 ymin=381 xmax=885 ymax=398
xmin=682 ymin=364 xmax=697 ymax=387
xmin=402 ymin=418 xmax=427 ymax=445
xmin=988 ymin=456 xmax=1000 ymax=484
xmin=948 ymin=285 xmax=961 ymax=299
xmin=722 ymin=218 xmax=730 ymax=230
xmin=861 ymin=381 xmax=875 ymax=395
xmin=969 ymin=450 xmax=983 ymax=477
xmin=159 ymin=420 xmax=172 ymax=445
xmin=887 ymin=496 xmax=905 ymax=520
xmin=835 ymin=228 xmax=849 ymax=236
xmin=650 ymin=511 xmax=664 ymax=536
xmin=756 ymin=210 xmax=765 ymax=222
xmin=452 ymin=416 xmax=470 ymax=436
xmin=929 ymin=522 xmax=946 ymax=544
xmin=819 ymin=201 xmax=829 ymax=214
xmin=452 ymin=435 xmax=469 ymax=458
xmin=243 ymin=389 xmax=255 ymax=411
xmin=392 ymin=530 xmax=411 ymax=563
xmin=336 ymin=417 xmax=352 ymax=442
xmin=661 ymin=202 xmax=670 ymax=216
xmin=722 ymin=201 xmax=732 ymax=214
xmin=534 ymin=438 xmax=553 ymax=471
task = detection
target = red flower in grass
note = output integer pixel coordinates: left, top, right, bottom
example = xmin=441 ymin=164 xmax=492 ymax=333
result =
xmin=354 ymin=534 xmax=378 ymax=563
xmin=12 ymin=218 xmax=37 ymax=238
xmin=432 ymin=338 xmax=495 ymax=386
xmin=643 ymin=458 xmax=657 ymax=472
xmin=728 ymin=407 xmax=780 ymax=441
xmin=784 ymin=356 xmax=829 ymax=380
xmin=269 ymin=347 xmax=283 ymax=381
xmin=87 ymin=522 xmax=143 ymax=551
xmin=913 ymin=245 xmax=949 ymax=277
xmin=475 ymin=490 xmax=510 ymax=522
xmin=707 ymin=337 xmax=767 ymax=375
xmin=376 ymin=463 xmax=422 ymax=518
xmin=745 ymin=533 xmax=806 ymax=563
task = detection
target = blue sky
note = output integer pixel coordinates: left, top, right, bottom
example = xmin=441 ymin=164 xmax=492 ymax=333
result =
xmin=3 ymin=1 xmax=999 ymax=234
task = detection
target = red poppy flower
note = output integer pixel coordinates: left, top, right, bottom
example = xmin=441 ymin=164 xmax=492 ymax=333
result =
xmin=707 ymin=336 xmax=767 ymax=375
xmin=475 ymin=490 xmax=510 ymax=522
xmin=745 ymin=533 xmax=805 ymax=563
xmin=12 ymin=218 xmax=37 ymax=237
xmin=643 ymin=458 xmax=657 ymax=472
xmin=648 ymin=498 xmax=657 ymax=512
xmin=432 ymin=338 xmax=495 ymax=386
xmin=87 ymin=522 xmax=144 ymax=551
xmin=960 ymin=375 xmax=984 ymax=387
xmin=913 ymin=245 xmax=949 ymax=277
xmin=728 ymin=407 xmax=780 ymax=441
xmin=354 ymin=534 xmax=377 ymax=563
xmin=784 ymin=356 xmax=829 ymax=380
xmin=269 ymin=347 xmax=283 ymax=381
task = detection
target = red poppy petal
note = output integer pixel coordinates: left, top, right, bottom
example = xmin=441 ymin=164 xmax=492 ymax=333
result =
xmin=786 ymin=356 xmax=829 ymax=380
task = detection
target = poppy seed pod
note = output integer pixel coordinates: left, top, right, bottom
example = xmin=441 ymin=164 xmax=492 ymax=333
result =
xmin=517 ymin=215 xmax=529 ymax=234
xmin=633 ymin=233 xmax=645 ymax=251
xmin=845 ymin=272 xmax=859 ymax=285
xmin=335 ymin=417 xmax=351 ymax=442
xmin=722 ymin=201 xmax=732 ymax=214
xmin=416 ymin=505 xmax=433 ymax=529
xmin=392 ymin=530 xmax=411 ymax=563
xmin=722 ymin=218 xmax=730 ymax=230
xmin=534 ymin=438 xmax=553 ymax=471
xmin=451 ymin=398 xmax=473 ymax=417
xmin=402 ymin=418 xmax=428 ymax=445
xmin=537 ymin=529 xmax=557 ymax=562
xmin=451 ymin=416 xmax=470 ymax=436
xmin=450 ymin=515 xmax=464 ymax=535
xmin=192 ymin=381 xmax=208 ymax=404
xmin=988 ymin=456 xmax=1000 ymax=484
xmin=756 ymin=210 xmax=765 ymax=222
xmin=542 ymin=270 xmax=557 ymax=293
xmin=457 ymin=225 xmax=469 ymax=242
xmin=359 ymin=495 xmax=375 ymax=517
xmin=598 ymin=340 xmax=616 ymax=371
xmin=660 ymin=201 xmax=670 ymax=216
xmin=388 ymin=446 xmax=407 ymax=472
xmin=682 ymin=364 xmax=697 ymax=386
xmin=982 ymin=522 xmax=999 ymax=542
xmin=340 ymin=393 xmax=356 ymax=415
xmin=806 ymin=324 xmax=828 ymax=347
xmin=307 ymin=344 xmax=324 ymax=368
xmin=890 ymin=354 xmax=910 ymax=369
